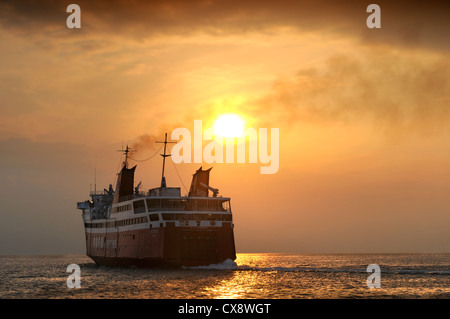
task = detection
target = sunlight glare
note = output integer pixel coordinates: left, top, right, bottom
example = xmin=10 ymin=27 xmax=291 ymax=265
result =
xmin=213 ymin=114 xmax=245 ymax=138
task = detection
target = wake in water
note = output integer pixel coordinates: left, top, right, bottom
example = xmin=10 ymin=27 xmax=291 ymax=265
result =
xmin=186 ymin=260 xmax=450 ymax=275
xmin=80 ymin=258 xmax=450 ymax=276
xmin=184 ymin=259 xmax=238 ymax=270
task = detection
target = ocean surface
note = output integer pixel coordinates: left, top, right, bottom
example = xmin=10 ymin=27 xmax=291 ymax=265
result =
xmin=0 ymin=254 xmax=449 ymax=299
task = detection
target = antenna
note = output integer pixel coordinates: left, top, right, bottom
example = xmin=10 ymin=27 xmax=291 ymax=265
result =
xmin=117 ymin=145 xmax=131 ymax=168
xmin=156 ymin=133 xmax=176 ymax=188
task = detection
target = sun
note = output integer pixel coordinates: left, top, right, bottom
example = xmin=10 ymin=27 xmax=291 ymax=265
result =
xmin=213 ymin=114 xmax=245 ymax=138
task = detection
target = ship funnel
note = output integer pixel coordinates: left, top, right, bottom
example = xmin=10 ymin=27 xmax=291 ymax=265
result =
xmin=113 ymin=164 xmax=136 ymax=203
xmin=188 ymin=166 xmax=213 ymax=197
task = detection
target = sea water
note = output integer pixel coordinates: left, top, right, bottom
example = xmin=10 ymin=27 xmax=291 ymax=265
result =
xmin=0 ymin=254 xmax=448 ymax=299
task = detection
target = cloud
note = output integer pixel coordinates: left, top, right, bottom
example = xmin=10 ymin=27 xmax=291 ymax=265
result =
xmin=234 ymin=48 xmax=450 ymax=135
xmin=1 ymin=0 xmax=449 ymax=143
xmin=1 ymin=0 xmax=449 ymax=51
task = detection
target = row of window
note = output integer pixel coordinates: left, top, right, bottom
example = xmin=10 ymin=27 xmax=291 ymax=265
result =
xmin=85 ymin=216 xmax=148 ymax=229
xmin=112 ymin=198 xmax=231 ymax=215
xmin=115 ymin=204 xmax=132 ymax=213
xmin=145 ymin=198 xmax=230 ymax=212
xmin=115 ymin=216 xmax=148 ymax=227
xmin=161 ymin=213 xmax=232 ymax=221
xmin=86 ymin=212 xmax=232 ymax=229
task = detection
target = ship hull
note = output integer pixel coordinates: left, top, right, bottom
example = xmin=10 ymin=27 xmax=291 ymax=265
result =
xmin=85 ymin=223 xmax=236 ymax=268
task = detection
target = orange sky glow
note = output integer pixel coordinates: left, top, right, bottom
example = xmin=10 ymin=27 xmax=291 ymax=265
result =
xmin=0 ymin=0 xmax=449 ymax=254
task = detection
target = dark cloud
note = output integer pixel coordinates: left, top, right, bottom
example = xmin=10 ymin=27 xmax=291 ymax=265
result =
xmin=0 ymin=0 xmax=449 ymax=51
xmin=219 ymin=49 xmax=450 ymax=135
xmin=128 ymin=121 xmax=187 ymax=159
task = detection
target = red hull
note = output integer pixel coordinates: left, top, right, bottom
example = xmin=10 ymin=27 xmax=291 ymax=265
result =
xmin=85 ymin=223 xmax=236 ymax=267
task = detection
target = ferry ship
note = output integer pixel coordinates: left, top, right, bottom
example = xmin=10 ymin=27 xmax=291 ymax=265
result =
xmin=76 ymin=134 xmax=236 ymax=267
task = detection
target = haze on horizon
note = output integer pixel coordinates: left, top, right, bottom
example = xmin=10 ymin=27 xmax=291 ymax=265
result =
xmin=0 ymin=0 xmax=449 ymax=254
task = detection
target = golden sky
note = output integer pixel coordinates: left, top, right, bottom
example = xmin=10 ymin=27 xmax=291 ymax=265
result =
xmin=0 ymin=0 xmax=449 ymax=253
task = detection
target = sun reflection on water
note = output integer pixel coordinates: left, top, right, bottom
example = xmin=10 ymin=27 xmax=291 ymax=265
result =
xmin=199 ymin=254 xmax=281 ymax=299
xmin=201 ymin=271 xmax=266 ymax=299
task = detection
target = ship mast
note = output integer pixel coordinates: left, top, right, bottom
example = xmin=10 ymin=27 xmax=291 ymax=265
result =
xmin=117 ymin=145 xmax=131 ymax=169
xmin=156 ymin=133 xmax=175 ymax=188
